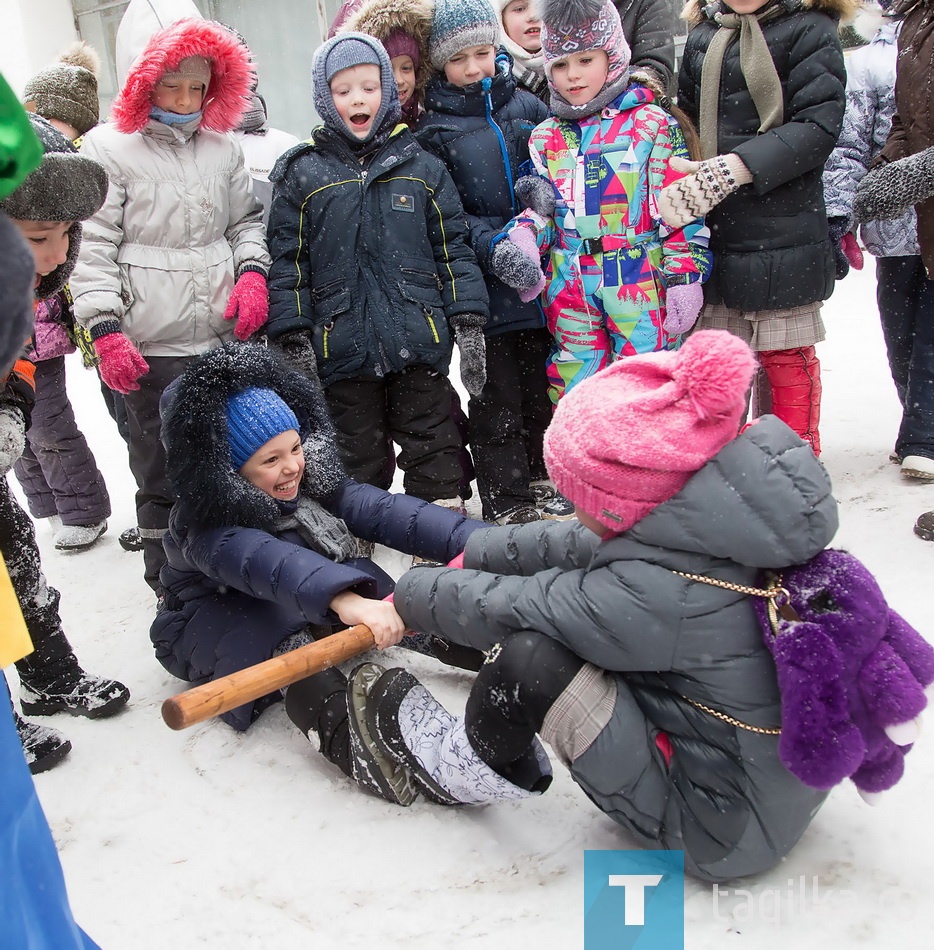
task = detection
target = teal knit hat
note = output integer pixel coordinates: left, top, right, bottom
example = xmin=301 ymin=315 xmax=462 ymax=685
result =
xmin=227 ymin=387 xmax=300 ymax=470
xmin=429 ymin=0 xmax=500 ymax=70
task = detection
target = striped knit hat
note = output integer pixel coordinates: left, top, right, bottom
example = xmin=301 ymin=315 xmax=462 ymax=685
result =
xmin=429 ymin=0 xmax=500 ymax=70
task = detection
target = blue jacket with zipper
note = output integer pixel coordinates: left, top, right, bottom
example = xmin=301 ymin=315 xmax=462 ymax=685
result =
xmin=416 ymin=65 xmax=548 ymax=337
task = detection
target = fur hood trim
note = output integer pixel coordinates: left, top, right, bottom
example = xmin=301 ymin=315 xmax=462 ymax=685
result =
xmin=681 ymin=0 xmax=862 ymax=28
xmin=163 ymin=343 xmax=346 ymax=530
xmin=343 ymin=0 xmax=433 ymax=100
xmin=111 ymin=18 xmax=254 ymax=134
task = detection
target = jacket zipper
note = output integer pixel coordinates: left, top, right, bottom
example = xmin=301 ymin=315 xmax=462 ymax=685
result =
xmin=483 ymin=76 xmax=517 ymax=214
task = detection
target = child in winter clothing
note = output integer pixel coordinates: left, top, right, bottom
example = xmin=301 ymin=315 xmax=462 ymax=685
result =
xmin=19 ymin=47 xmax=112 ymax=552
xmin=415 ymin=0 xmax=555 ymax=525
xmin=153 ymin=342 xmax=483 ymax=803
xmin=0 ymin=113 xmax=129 ymax=776
xmin=363 ymin=331 xmax=844 ymax=880
xmin=68 ymin=6 xmax=270 ymax=593
xmin=505 ymin=0 xmax=712 ymax=406
xmin=824 ymin=8 xmax=932 ymax=481
xmin=660 ymin=0 xmax=853 ymax=455
xmin=497 ymin=0 xmax=548 ymax=99
xmin=343 ymin=0 xmax=434 ymax=129
xmin=265 ymin=33 xmax=488 ymax=511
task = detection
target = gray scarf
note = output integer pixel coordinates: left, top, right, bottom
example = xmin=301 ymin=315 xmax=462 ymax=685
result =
xmin=698 ymin=3 xmax=785 ymax=159
xmin=277 ymin=495 xmax=359 ymax=562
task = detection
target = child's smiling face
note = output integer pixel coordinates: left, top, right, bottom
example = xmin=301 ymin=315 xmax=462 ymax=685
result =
xmin=502 ymin=0 xmax=542 ymax=54
xmin=240 ymin=429 xmax=305 ymax=501
xmin=330 ymin=63 xmax=383 ymax=139
xmin=550 ymin=50 xmax=609 ymax=106
xmin=391 ymin=54 xmax=416 ymax=105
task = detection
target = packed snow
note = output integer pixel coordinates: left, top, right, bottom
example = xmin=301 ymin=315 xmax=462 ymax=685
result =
xmin=9 ymin=260 xmax=934 ymax=948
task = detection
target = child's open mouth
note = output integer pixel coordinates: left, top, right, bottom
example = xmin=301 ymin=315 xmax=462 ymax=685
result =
xmin=350 ymin=113 xmax=370 ymax=127
xmin=275 ymin=478 xmax=299 ymax=495
xmin=525 ymin=27 xmax=540 ymax=38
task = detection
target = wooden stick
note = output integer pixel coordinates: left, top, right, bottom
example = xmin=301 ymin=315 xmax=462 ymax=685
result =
xmin=161 ymin=624 xmax=376 ymax=731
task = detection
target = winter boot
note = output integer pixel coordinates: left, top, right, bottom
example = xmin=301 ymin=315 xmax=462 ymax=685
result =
xmin=758 ymin=347 xmax=822 ymax=454
xmin=494 ymin=505 xmax=542 ymax=526
xmin=118 ymin=526 xmax=144 ymax=552
xmin=54 ymin=520 xmax=108 ymax=552
xmin=541 ymin=491 xmax=576 ymax=520
xmin=529 ymin=479 xmax=557 ymax=508
xmin=13 ymin=709 xmax=72 ymax=773
xmin=346 ymin=663 xmax=418 ymax=806
xmin=365 ymin=667 xmax=553 ymax=805
xmin=901 ymin=456 xmax=934 ymax=480
xmin=18 ymin=653 xmax=130 ymax=719
xmin=914 ymin=511 xmax=934 ymax=541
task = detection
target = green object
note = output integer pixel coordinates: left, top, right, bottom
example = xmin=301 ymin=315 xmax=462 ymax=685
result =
xmin=0 ymin=72 xmax=42 ymax=201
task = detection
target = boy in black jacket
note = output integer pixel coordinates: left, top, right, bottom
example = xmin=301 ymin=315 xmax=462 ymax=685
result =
xmin=416 ymin=0 xmax=560 ymax=524
xmin=265 ymin=33 xmax=488 ymax=512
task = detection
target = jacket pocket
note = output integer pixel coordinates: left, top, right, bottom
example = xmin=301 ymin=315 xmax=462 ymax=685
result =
xmin=311 ymin=277 xmax=354 ymax=360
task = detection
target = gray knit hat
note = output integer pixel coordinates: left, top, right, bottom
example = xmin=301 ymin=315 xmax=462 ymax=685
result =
xmin=0 ymin=211 xmax=37 ymax=375
xmin=312 ymin=33 xmax=401 ymax=146
xmin=429 ymin=0 xmax=500 ymax=71
xmin=22 ymin=41 xmax=101 ymax=137
xmin=0 ymin=115 xmax=108 ymax=299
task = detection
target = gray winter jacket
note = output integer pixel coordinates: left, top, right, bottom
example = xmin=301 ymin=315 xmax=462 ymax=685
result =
xmin=393 ymin=416 xmax=838 ymax=881
xmin=823 ymin=20 xmax=919 ymax=258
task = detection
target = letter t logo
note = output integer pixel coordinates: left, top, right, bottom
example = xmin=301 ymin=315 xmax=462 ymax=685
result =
xmin=607 ymin=874 xmax=664 ymax=925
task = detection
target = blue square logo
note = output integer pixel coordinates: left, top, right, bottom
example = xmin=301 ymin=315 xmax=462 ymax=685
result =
xmin=584 ymin=850 xmax=684 ymax=949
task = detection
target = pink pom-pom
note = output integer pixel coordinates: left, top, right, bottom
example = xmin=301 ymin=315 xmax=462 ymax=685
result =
xmin=673 ymin=330 xmax=757 ymax=418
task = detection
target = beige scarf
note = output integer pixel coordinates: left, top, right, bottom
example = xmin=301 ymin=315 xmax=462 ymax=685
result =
xmin=698 ymin=3 xmax=785 ymax=160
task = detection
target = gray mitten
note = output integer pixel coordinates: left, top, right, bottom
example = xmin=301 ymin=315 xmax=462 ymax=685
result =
xmin=489 ymin=238 xmax=544 ymax=294
xmin=855 ymin=146 xmax=934 ymax=223
xmin=275 ymin=329 xmax=319 ymax=383
xmin=514 ymin=175 xmax=556 ymax=218
xmin=0 ymin=406 xmax=26 ymax=476
xmin=451 ymin=314 xmax=487 ymax=396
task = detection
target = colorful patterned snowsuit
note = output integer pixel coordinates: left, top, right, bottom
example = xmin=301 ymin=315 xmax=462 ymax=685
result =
xmin=509 ymin=85 xmax=712 ymax=402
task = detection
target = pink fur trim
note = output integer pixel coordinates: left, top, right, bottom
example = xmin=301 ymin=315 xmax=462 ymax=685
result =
xmin=112 ymin=18 xmax=254 ymax=134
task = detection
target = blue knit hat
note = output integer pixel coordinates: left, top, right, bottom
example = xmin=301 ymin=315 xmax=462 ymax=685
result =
xmin=227 ymin=387 xmax=300 ymax=470
xmin=429 ymin=0 xmax=500 ymax=70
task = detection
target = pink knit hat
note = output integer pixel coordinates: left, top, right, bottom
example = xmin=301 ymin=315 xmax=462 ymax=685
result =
xmin=543 ymin=331 xmax=758 ymax=534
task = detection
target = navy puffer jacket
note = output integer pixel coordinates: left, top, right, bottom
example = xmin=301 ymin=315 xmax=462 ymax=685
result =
xmin=416 ymin=66 xmax=548 ymax=336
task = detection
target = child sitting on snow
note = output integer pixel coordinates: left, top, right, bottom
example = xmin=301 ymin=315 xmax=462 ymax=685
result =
xmin=362 ymin=330 xmax=931 ymax=880
xmin=152 ymin=342 xmax=483 ymax=805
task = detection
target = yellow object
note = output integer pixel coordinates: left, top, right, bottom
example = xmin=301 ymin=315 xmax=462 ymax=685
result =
xmin=0 ymin=554 xmax=32 ymax=668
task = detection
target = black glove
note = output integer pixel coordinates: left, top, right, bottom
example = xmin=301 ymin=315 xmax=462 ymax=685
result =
xmin=274 ymin=329 xmax=319 ymax=384
xmin=489 ymin=237 xmax=544 ymax=295
xmin=451 ymin=313 xmax=487 ymax=396
xmin=854 ymin=146 xmax=934 ymax=223
xmin=828 ymin=216 xmax=850 ymax=280
xmin=514 ymin=175 xmax=556 ymax=218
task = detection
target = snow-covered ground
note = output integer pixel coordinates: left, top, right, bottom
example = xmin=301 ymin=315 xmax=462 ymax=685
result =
xmin=10 ymin=260 xmax=934 ymax=948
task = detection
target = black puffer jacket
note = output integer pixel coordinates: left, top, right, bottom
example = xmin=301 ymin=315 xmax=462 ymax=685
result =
xmin=678 ymin=0 xmax=851 ymax=311
xmin=265 ymin=125 xmax=488 ymax=387
xmin=613 ymin=0 xmax=677 ymax=93
xmin=416 ymin=67 xmax=548 ymax=337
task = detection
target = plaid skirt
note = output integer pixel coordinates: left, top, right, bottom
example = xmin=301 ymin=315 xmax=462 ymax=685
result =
xmin=697 ymin=301 xmax=825 ymax=351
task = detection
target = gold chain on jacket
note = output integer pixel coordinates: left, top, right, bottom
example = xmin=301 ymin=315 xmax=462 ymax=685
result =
xmin=670 ymin=569 xmax=793 ymax=736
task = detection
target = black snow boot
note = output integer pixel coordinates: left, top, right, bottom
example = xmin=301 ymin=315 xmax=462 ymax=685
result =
xmin=18 ymin=653 xmax=130 ymax=719
xmin=13 ymin=709 xmax=72 ymax=773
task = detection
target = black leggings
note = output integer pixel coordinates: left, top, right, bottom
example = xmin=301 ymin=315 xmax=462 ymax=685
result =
xmin=466 ymin=632 xmax=584 ymax=774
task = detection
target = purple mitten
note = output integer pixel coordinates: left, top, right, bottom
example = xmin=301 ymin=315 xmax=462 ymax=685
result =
xmin=663 ymin=282 xmax=704 ymax=336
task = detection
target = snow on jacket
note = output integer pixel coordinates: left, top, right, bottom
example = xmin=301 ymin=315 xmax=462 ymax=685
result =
xmin=823 ymin=19 xmax=918 ymax=258
xmin=415 ymin=64 xmax=548 ymax=337
xmin=509 ymin=84 xmax=712 ymax=343
xmin=613 ymin=0 xmax=677 ymax=93
xmin=69 ymin=16 xmax=269 ymax=357
xmin=264 ymin=124 xmax=488 ymax=387
xmin=392 ymin=415 xmax=838 ymax=881
xmin=678 ymin=0 xmax=852 ymax=311
xmin=878 ymin=0 xmax=934 ymax=273
xmin=152 ymin=343 xmax=483 ymax=729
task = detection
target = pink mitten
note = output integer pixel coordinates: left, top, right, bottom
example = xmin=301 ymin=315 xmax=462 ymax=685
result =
xmin=507 ymin=226 xmax=546 ymax=303
xmin=663 ymin=281 xmax=704 ymax=336
xmin=447 ymin=552 xmax=465 ymax=569
xmin=841 ymin=232 xmax=864 ymax=271
xmin=223 ymin=271 xmax=269 ymax=341
xmin=93 ymin=332 xmax=149 ymax=394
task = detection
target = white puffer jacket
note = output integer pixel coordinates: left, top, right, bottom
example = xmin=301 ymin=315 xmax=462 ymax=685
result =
xmin=70 ymin=5 xmax=269 ymax=357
